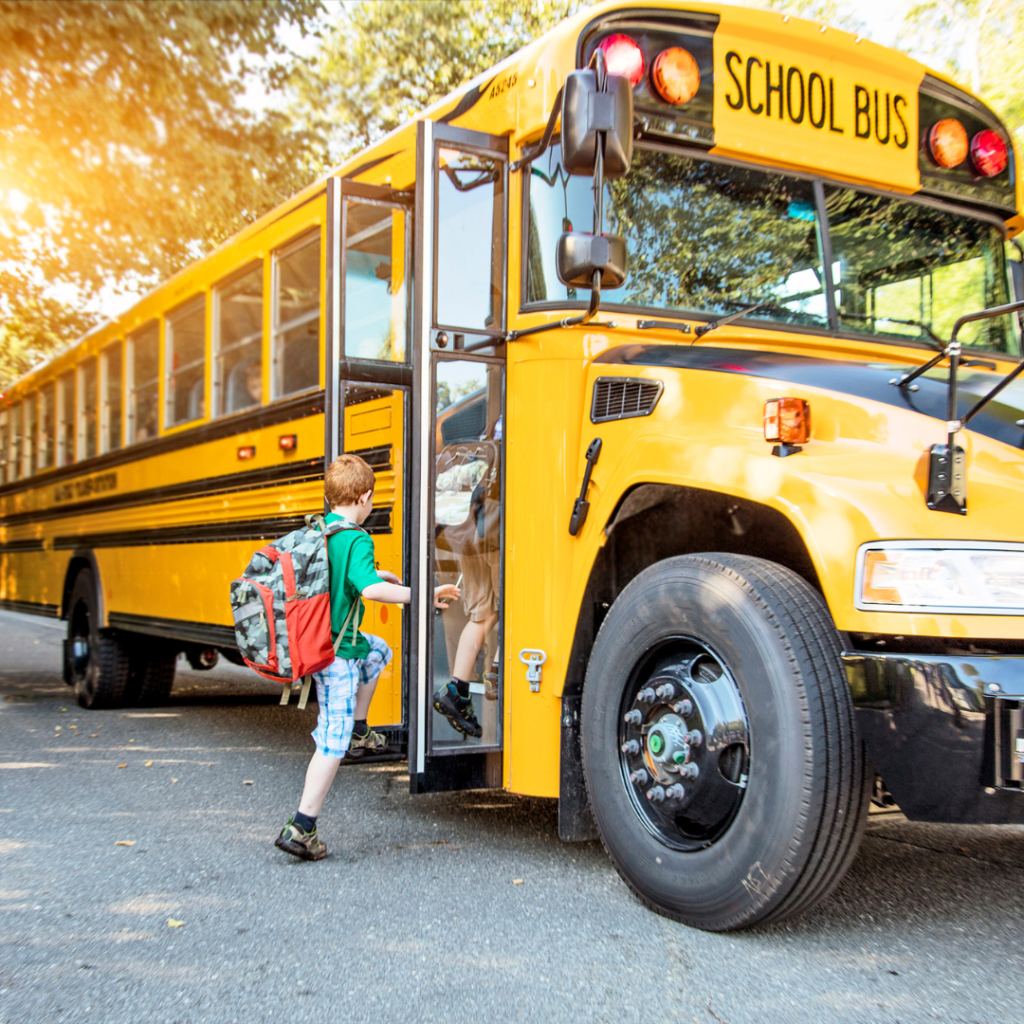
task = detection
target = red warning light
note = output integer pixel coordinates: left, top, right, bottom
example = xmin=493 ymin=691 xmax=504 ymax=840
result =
xmin=597 ymin=33 xmax=645 ymax=87
xmin=970 ymin=129 xmax=1007 ymax=177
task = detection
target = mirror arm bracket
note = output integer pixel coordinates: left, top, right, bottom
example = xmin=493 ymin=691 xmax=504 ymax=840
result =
xmin=509 ymin=86 xmax=564 ymax=173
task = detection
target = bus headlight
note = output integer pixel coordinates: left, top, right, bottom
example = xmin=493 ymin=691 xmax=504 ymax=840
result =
xmin=856 ymin=543 xmax=1024 ymax=613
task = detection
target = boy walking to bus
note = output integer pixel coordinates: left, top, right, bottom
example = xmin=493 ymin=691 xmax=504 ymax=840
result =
xmin=275 ymin=453 xmax=459 ymax=860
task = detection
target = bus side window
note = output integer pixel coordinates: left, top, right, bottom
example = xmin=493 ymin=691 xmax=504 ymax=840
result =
xmin=8 ymin=401 xmax=21 ymax=481
xmin=128 ymin=322 xmax=159 ymax=443
xmin=78 ymin=358 xmax=98 ymax=460
xmin=57 ymin=371 xmax=75 ymax=466
xmin=101 ymin=342 xmax=123 ymax=453
xmin=165 ymin=298 xmax=206 ymax=428
xmin=39 ymin=383 xmax=55 ymax=471
xmin=215 ymin=262 xmax=264 ymax=416
xmin=272 ymin=231 xmax=320 ymax=398
xmin=23 ymin=393 xmax=38 ymax=477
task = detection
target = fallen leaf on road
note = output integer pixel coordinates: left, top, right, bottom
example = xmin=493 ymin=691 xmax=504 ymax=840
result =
xmin=513 ymin=879 xmax=523 ymax=885
xmin=60 ymin=707 xmax=67 ymax=712
xmin=89 ymin=734 xmax=98 ymax=738
xmin=243 ymin=780 xmax=254 ymax=785
xmin=115 ymin=841 xmax=135 ymax=847
xmin=170 ymin=778 xmax=178 ymax=783
xmin=69 ymin=725 xmax=77 ymax=729
xmin=167 ymin=919 xmax=184 ymax=928
xmin=128 ymin=739 xmax=134 ymax=743
xmin=116 ymin=764 xmax=127 ymax=769
xmin=144 ymin=761 xmax=154 ymax=767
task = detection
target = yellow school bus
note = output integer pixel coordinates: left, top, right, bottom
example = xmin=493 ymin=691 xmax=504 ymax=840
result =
xmin=4 ymin=1 xmax=1024 ymax=930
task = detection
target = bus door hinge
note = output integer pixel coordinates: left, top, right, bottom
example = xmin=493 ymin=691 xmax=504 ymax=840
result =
xmin=569 ymin=437 xmax=602 ymax=536
xmin=519 ymin=649 xmax=547 ymax=692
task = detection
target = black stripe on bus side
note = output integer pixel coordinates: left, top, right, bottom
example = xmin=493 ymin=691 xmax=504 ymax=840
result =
xmin=0 ymin=539 xmax=45 ymax=553
xmin=53 ymin=506 xmax=393 ymax=549
xmin=0 ymin=390 xmax=326 ymax=501
xmin=0 ymin=599 xmax=60 ymax=618
xmin=108 ymin=612 xmax=237 ymax=648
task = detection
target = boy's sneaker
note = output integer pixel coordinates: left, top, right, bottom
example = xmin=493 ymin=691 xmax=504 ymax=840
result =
xmin=433 ymin=682 xmax=483 ymax=738
xmin=274 ymin=817 xmax=327 ymax=861
xmin=348 ymin=724 xmax=387 ymax=758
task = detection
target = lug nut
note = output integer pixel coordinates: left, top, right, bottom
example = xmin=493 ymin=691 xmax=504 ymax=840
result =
xmin=686 ymin=729 xmax=703 ymax=747
xmin=623 ymin=709 xmax=642 ymax=725
xmin=621 ymin=740 xmax=640 ymax=755
xmin=665 ymin=783 xmax=686 ymax=800
xmin=646 ymin=785 xmax=666 ymax=803
xmin=629 ymin=768 xmax=649 ymax=785
xmin=655 ymin=682 xmax=678 ymax=700
xmin=637 ymin=688 xmax=657 ymax=704
xmin=679 ymin=762 xmax=699 ymax=780
xmin=672 ymin=699 xmax=693 ymax=716
xmin=672 ymin=748 xmax=690 ymax=765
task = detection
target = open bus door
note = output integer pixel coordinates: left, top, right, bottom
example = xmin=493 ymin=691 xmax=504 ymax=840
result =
xmin=408 ymin=120 xmax=509 ymax=793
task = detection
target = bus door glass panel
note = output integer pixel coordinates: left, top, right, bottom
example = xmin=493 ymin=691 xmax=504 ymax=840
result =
xmin=57 ymin=372 xmax=74 ymax=465
xmin=344 ymin=201 xmax=408 ymax=363
xmin=101 ymin=343 xmax=122 ymax=453
xmin=216 ymin=264 xmax=264 ymax=415
xmin=39 ymin=383 xmax=55 ymax=471
xmin=78 ymin=358 xmax=98 ymax=460
xmin=273 ymin=231 xmax=320 ymax=398
xmin=165 ymin=299 xmax=206 ymax=427
xmin=341 ymin=382 xmax=407 ymax=728
xmin=430 ymin=357 xmax=503 ymax=753
xmin=128 ymin=323 xmax=159 ymax=443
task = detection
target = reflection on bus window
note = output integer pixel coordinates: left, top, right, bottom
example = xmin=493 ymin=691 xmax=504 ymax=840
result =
xmin=22 ymin=395 xmax=37 ymax=477
xmin=39 ymin=383 xmax=55 ymax=471
xmin=273 ymin=233 xmax=320 ymax=398
xmin=527 ymin=145 xmax=828 ymax=330
xmin=826 ymin=189 xmax=1016 ymax=352
xmin=431 ymin=358 xmax=503 ymax=751
xmin=57 ymin=372 xmax=74 ymax=465
xmin=165 ymin=299 xmax=206 ymax=427
xmin=102 ymin=343 xmax=122 ymax=453
xmin=435 ymin=149 xmax=505 ymax=331
xmin=0 ymin=408 xmax=8 ymax=484
xmin=79 ymin=358 xmax=98 ymax=460
xmin=8 ymin=403 xmax=21 ymax=482
xmin=344 ymin=202 xmax=407 ymax=362
xmin=217 ymin=264 xmax=263 ymax=415
xmin=129 ymin=323 xmax=159 ymax=443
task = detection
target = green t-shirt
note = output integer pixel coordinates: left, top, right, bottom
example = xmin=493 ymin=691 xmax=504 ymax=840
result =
xmin=324 ymin=512 xmax=381 ymax=660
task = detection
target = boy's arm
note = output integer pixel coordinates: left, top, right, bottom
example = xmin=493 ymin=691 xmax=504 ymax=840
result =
xmin=362 ymin=581 xmax=460 ymax=608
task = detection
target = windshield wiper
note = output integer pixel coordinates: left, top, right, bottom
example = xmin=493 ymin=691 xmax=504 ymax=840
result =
xmin=694 ymin=301 xmax=766 ymax=337
xmin=840 ymin=312 xmax=945 ymax=351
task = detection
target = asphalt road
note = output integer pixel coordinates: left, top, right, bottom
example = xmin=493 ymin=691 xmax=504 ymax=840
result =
xmin=1 ymin=609 xmax=1023 ymax=1024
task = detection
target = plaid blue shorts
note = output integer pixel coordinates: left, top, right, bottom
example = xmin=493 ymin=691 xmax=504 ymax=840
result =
xmin=310 ymin=633 xmax=392 ymax=758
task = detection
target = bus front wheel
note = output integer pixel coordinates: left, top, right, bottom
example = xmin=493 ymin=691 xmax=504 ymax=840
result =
xmin=581 ymin=553 xmax=870 ymax=931
xmin=67 ymin=568 xmax=132 ymax=710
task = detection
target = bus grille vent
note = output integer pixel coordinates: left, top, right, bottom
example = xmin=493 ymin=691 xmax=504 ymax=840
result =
xmin=591 ymin=377 xmax=664 ymax=423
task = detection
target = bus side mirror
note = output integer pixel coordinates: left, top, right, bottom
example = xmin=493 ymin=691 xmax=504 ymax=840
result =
xmin=556 ymin=232 xmax=627 ymax=289
xmin=560 ymin=69 xmax=633 ymax=178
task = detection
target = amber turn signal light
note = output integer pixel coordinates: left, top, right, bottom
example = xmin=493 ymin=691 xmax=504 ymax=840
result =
xmin=278 ymin=434 xmax=297 ymax=451
xmin=237 ymin=445 xmax=256 ymax=460
xmin=928 ymin=118 xmax=968 ymax=168
xmin=764 ymin=398 xmax=810 ymax=444
xmin=651 ymin=47 xmax=700 ymax=105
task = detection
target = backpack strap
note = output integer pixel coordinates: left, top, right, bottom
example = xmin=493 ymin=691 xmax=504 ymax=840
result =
xmin=333 ymin=591 xmax=362 ymax=654
xmin=305 ymin=512 xmax=368 ymax=539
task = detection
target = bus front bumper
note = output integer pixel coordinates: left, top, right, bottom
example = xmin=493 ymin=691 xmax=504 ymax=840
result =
xmin=843 ymin=652 xmax=1024 ymax=824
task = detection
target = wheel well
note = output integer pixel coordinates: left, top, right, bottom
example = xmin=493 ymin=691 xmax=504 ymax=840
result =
xmin=60 ymin=551 xmax=103 ymax=624
xmin=563 ymin=484 xmax=821 ymax=701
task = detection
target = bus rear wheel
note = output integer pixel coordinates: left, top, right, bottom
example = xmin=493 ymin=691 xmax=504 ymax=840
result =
xmin=581 ymin=553 xmax=870 ymax=931
xmin=67 ymin=568 xmax=132 ymax=710
xmin=126 ymin=641 xmax=178 ymax=707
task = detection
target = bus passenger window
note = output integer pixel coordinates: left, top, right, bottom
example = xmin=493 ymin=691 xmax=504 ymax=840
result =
xmin=0 ymin=408 xmax=7 ymax=483
xmin=272 ymin=232 xmax=319 ymax=398
xmin=8 ymin=403 xmax=21 ymax=481
xmin=216 ymin=264 xmax=263 ymax=415
xmin=39 ymin=383 xmax=55 ymax=471
xmin=344 ymin=203 xmax=407 ymax=362
xmin=128 ymin=323 xmax=159 ymax=443
xmin=78 ymin=358 xmax=98 ymax=460
xmin=101 ymin=342 xmax=123 ymax=453
xmin=23 ymin=395 xmax=37 ymax=477
xmin=57 ymin=372 xmax=74 ymax=465
xmin=165 ymin=299 xmax=206 ymax=427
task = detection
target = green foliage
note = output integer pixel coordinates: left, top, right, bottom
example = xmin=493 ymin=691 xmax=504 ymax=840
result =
xmin=0 ymin=0 xmax=324 ymax=387
xmin=292 ymin=0 xmax=584 ymax=159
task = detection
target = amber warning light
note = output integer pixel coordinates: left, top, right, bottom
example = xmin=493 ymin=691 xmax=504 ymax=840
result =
xmin=237 ymin=445 xmax=256 ymax=460
xmin=764 ymin=398 xmax=810 ymax=445
xmin=928 ymin=118 xmax=968 ymax=168
xmin=651 ymin=47 xmax=700 ymax=105
xmin=278 ymin=434 xmax=297 ymax=451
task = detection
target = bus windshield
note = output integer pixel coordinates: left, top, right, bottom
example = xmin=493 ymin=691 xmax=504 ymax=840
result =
xmin=526 ymin=145 xmax=1017 ymax=354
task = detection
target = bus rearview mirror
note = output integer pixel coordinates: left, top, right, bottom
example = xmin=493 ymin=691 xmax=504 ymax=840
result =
xmin=556 ymin=232 xmax=627 ymax=289
xmin=560 ymin=69 xmax=634 ymax=178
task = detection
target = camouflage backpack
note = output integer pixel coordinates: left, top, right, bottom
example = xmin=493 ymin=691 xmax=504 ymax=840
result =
xmin=229 ymin=514 xmax=365 ymax=702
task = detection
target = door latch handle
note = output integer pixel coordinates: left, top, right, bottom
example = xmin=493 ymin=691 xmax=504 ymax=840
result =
xmin=518 ymin=649 xmax=547 ymax=692
xmin=569 ymin=437 xmax=602 ymax=536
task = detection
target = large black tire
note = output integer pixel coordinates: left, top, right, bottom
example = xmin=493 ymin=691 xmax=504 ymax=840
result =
xmin=67 ymin=569 xmax=132 ymax=710
xmin=581 ymin=553 xmax=870 ymax=931
xmin=126 ymin=641 xmax=178 ymax=706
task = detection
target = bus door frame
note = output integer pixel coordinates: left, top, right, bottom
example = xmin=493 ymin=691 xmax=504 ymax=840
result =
xmin=409 ymin=120 xmax=509 ymax=794
xmin=325 ymin=175 xmax=415 ymax=736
